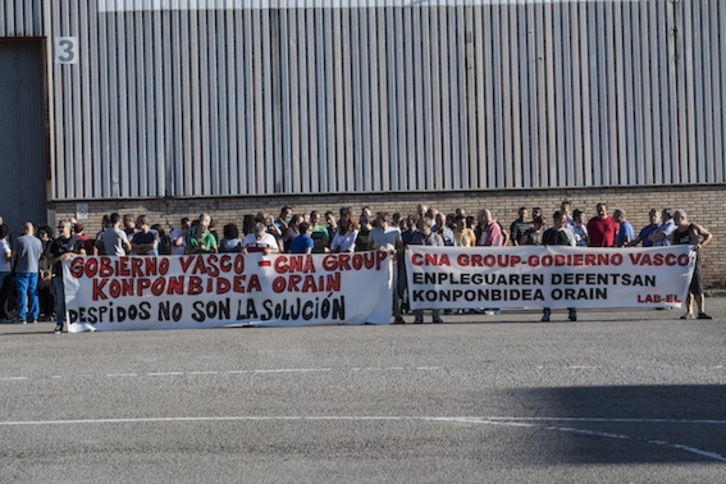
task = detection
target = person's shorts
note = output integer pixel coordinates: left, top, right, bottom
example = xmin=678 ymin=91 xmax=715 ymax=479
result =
xmin=689 ymin=264 xmax=704 ymax=295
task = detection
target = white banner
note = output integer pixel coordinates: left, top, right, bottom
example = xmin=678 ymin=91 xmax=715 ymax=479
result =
xmin=63 ymin=252 xmax=393 ymax=332
xmin=405 ymin=246 xmax=696 ymax=310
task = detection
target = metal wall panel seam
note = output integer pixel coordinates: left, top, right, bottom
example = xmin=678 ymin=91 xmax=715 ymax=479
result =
xmin=305 ymin=9 xmax=318 ymax=193
xmin=216 ymin=8 xmax=230 ymax=195
xmin=689 ymin=0 xmax=705 ymax=183
xmin=712 ymin=0 xmax=725 ymax=182
xmin=225 ymin=7 xmax=239 ymax=195
xmin=649 ymin=0 xmax=664 ymax=186
xmin=280 ymin=10 xmax=301 ymax=191
xmin=197 ymin=8 xmax=211 ymax=195
xmin=454 ymin=6 xmax=467 ymax=190
xmin=626 ymin=2 xmax=643 ymax=185
xmin=605 ymin=1 xmax=618 ymax=185
xmin=133 ymin=7 xmax=147 ymax=197
xmin=346 ymin=10 xmax=357 ymax=191
xmin=552 ymin=4 xmax=572 ymax=187
xmin=666 ymin=2 xmax=685 ymax=183
xmin=464 ymin=5 xmax=478 ymax=190
xmin=299 ymin=7 xmax=313 ymax=193
xmin=492 ymin=5 xmax=505 ymax=187
xmin=393 ymin=7 xmax=406 ymax=191
xmin=433 ymin=5 xmax=447 ymax=191
xmin=350 ymin=8 xmax=364 ymax=191
xmin=98 ymin=0 xmax=112 ymax=196
xmin=613 ymin=2 xmax=627 ymax=184
xmin=639 ymin=0 xmax=654 ymax=185
xmin=468 ymin=7 xmax=487 ymax=189
xmin=251 ymin=8 xmax=264 ymax=194
xmin=577 ymin=1 xmax=592 ymax=186
xmin=158 ymin=7 xmax=170 ymax=197
xmin=542 ymin=2 xmax=556 ymax=186
xmin=88 ymin=0 xmax=102 ymax=197
xmin=359 ymin=7 xmax=373 ymax=192
xmin=0 ymin=1 xmax=5 ymax=37
xmin=208 ymin=9 xmax=222 ymax=195
xmin=674 ymin=0 xmax=687 ymax=183
xmin=262 ymin=8 xmax=275 ymax=193
xmin=231 ymin=6 xmax=245 ymax=195
xmin=683 ymin=0 xmax=696 ymax=182
xmin=53 ymin=0 xmax=66 ymax=198
xmin=321 ymin=7 xmax=334 ymax=191
xmin=385 ymin=6 xmax=399 ymax=191
xmin=569 ymin=1 xmax=583 ymax=187
xmin=376 ymin=6 xmax=389 ymax=192
xmin=367 ymin=7 xmax=381 ymax=193
xmin=242 ymin=8 xmax=255 ymax=194
xmin=698 ymin=0 xmax=715 ymax=183
xmin=517 ymin=3 xmax=531 ymax=187
xmin=409 ymin=9 xmax=424 ymax=190
xmin=509 ymin=3 xmax=522 ymax=188
xmin=419 ymin=6 xmax=434 ymax=190
xmin=499 ymin=4 xmax=513 ymax=187
xmin=402 ymin=6 xmax=414 ymax=190
xmin=6 ymin=0 xmax=15 ymax=36
xmin=332 ymin=6 xmax=345 ymax=192
xmin=483 ymin=5 xmax=496 ymax=188
xmin=534 ymin=2 xmax=547 ymax=187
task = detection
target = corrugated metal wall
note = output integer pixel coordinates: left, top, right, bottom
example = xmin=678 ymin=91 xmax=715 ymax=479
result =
xmin=8 ymin=1 xmax=726 ymax=199
xmin=0 ymin=0 xmax=44 ymax=37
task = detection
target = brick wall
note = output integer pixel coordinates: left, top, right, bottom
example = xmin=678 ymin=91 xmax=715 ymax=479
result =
xmin=52 ymin=185 xmax=726 ymax=286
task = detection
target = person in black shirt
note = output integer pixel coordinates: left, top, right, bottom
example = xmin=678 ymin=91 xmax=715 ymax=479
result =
xmin=541 ymin=211 xmax=576 ymax=323
xmin=48 ymin=220 xmax=86 ymax=333
xmin=671 ymin=210 xmax=713 ymax=320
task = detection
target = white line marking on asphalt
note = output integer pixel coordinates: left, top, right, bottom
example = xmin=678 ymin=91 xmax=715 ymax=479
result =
xmin=188 ymin=371 xmax=219 ymax=375
xmin=147 ymin=372 xmax=185 ymax=377
xmin=50 ymin=376 xmax=63 ymax=379
xmin=0 ymin=377 xmax=29 ymax=381
xmin=106 ymin=373 xmax=138 ymax=377
xmin=1 ymin=413 xmax=725 ymax=461
xmin=415 ymin=367 xmax=441 ymax=370
xmin=227 ymin=368 xmax=332 ymax=375
xmin=564 ymin=366 xmax=599 ymax=370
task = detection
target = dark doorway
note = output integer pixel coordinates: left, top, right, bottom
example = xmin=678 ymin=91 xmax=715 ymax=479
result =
xmin=0 ymin=40 xmax=48 ymax=234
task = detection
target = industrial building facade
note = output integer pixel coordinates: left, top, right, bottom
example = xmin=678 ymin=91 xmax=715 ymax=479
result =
xmin=1 ymin=0 xmax=725 ymax=283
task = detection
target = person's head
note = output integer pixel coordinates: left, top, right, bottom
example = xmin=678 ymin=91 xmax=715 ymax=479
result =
xmin=339 ymin=206 xmax=352 ymax=219
xmin=425 ymin=207 xmax=438 ymax=221
xmin=290 ymin=214 xmax=304 ymax=228
xmin=573 ymin=209 xmax=584 ymax=224
xmin=648 ymin=209 xmax=661 ymax=225
xmin=109 ymin=212 xmax=122 ymax=228
xmin=478 ymin=209 xmax=493 ymax=225
xmin=123 ymin=214 xmax=136 ymax=231
xmin=198 ymin=213 xmax=211 ymax=232
xmin=596 ymin=203 xmax=608 ymax=219
xmin=361 ymin=206 xmax=373 ymax=220
xmin=375 ymin=212 xmax=389 ymax=229
xmin=299 ymin=222 xmax=312 ymax=235
xmin=136 ymin=215 xmax=151 ymax=233
xmin=662 ymin=208 xmax=673 ymax=221
xmin=340 ymin=213 xmax=359 ymax=233
xmin=518 ymin=206 xmax=528 ymax=220
xmin=561 ymin=200 xmax=573 ymax=216
xmin=325 ymin=210 xmax=336 ymax=226
xmin=455 ymin=207 xmax=466 ymax=217
xmin=532 ymin=207 xmax=542 ymax=221
xmin=180 ymin=217 xmax=191 ymax=229
xmin=254 ymin=222 xmax=268 ymax=240
xmin=405 ymin=214 xmax=419 ymax=230
xmin=102 ymin=214 xmax=111 ymax=229
xmin=242 ymin=214 xmax=256 ymax=235
xmin=392 ymin=212 xmax=402 ymax=228
xmin=73 ymin=222 xmax=84 ymax=235
xmin=613 ymin=209 xmax=626 ymax=223
xmin=435 ymin=212 xmax=446 ymax=229
xmin=455 ymin=214 xmax=466 ymax=231
xmin=0 ymin=224 xmax=8 ymax=241
xmin=417 ymin=204 xmax=428 ymax=217
xmin=310 ymin=210 xmax=321 ymax=225
xmin=552 ymin=210 xmax=566 ymax=229
xmin=673 ymin=209 xmax=689 ymax=227
xmin=465 ymin=215 xmax=475 ymax=229
xmin=56 ymin=219 xmax=72 ymax=238
xmin=223 ymin=223 xmax=239 ymax=240
xmin=279 ymin=206 xmax=293 ymax=221
xmin=421 ymin=217 xmax=434 ymax=236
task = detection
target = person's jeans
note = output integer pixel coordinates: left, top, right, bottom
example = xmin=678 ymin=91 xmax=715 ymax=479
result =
xmin=15 ymin=272 xmax=39 ymax=321
xmin=54 ymin=276 xmax=66 ymax=326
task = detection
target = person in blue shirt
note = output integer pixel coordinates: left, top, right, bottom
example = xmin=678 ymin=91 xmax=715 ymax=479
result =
xmin=613 ymin=209 xmax=635 ymax=248
xmin=289 ymin=222 xmax=314 ymax=255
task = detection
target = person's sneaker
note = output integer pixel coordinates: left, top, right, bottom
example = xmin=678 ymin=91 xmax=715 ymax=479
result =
xmin=484 ymin=310 xmax=495 ymax=316
xmin=32 ymin=319 xmax=39 ymax=324
xmin=568 ymin=310 xmax=577 ymax=322
xmin=541 ymin=309 xmax=551 ymax=322
xmin=697 ymin=313 xmax=713 ymax=320
xmin=432 ymin=317 xmax=444 ymax=324
xmin=393 ymin=317 xmax=405 ymax=324
xmin=54 ymin=324 xmax=63 ymax=334
xmin=413 ymin=318 xmax=423 ymax=324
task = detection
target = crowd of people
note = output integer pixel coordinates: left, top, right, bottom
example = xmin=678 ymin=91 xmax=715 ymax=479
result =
xmin=0 ymin=200 xmax=713 ymax=331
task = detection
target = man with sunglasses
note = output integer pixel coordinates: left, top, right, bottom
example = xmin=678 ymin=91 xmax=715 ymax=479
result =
xmin=48 ymin=220 xmax=86 ymax=333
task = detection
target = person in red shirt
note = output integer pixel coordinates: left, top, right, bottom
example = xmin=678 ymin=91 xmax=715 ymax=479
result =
xmin=587 ymin=203 xmax=619 ymax=247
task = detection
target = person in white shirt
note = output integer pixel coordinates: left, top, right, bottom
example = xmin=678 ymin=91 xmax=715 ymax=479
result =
xmin=368 ymin=212 xmax=404 ymax=324
xmin=242 ymin=223 xmax=280 ymax=255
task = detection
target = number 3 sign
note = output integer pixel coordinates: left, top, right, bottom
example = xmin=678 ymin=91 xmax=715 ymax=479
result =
xmin=55 ymin=37 xmax=78 ymax=64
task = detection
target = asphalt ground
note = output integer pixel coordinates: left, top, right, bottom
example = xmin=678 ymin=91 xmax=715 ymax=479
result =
xmin=1 ymin=300 xmax=725 ymax=483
